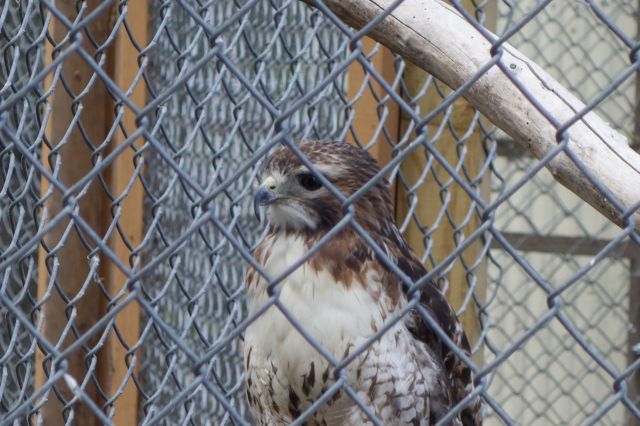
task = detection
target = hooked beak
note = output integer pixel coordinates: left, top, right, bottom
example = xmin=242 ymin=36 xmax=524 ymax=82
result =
xmin=253 ymin=176 xmax=279 ymax=221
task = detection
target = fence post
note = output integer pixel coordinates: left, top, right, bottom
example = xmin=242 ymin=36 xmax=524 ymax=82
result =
xmin=346 ymin=37 xmax=399 ymax=167
xmin=394 ymin=2 xmax=495 ymax=363
xmin=345 ymin=13 xmax=490 ymax=360
xmin=36 ymin=1 xmax=115 ymax=424
xmin=97 ymin=1 xmax=148 ymax=424
xmin=36 ymin=2 xmax=146 ymax=424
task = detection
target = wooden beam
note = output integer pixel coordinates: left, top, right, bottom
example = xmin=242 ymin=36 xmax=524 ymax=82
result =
xmin=489 ymin=232 xmax=640 ymax=258
xmin=37 ymin=2 xmax=147 ymax=424
xmin=96 ymin=1 xmax=147 ymax=424
xmin=36 ymin=2 xmax=115 ymax=424
xmin=346 ymin=37 xmax=399 ymax=167
xmin=394 ymin=2 xmax=494 ymax=363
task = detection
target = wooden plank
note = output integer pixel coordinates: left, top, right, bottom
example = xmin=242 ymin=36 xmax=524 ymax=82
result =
xmin=36 ymin=2 xmax=116 ymax=424
xmin=37 ymin=2 xmax=147 ymax=424
xmin=489 ymin=232 xmax=640 ymax=258
xmin=346 ymin=37 xmax=399 ymax=167
xmin=394 ymin=2 xmax=494 ymax=363
xmin=96 ymin=2 xmax=148 ymax=424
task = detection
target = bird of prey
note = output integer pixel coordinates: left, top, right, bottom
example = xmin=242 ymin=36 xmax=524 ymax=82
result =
xmin=244 ymin=140 xmax=480 ymax=426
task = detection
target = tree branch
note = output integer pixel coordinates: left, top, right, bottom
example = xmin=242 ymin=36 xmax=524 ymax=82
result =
xmin=303 ymin=0 xmax=640 ymax=231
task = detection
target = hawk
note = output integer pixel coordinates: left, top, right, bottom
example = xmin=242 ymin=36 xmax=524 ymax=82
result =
xmin=244 ymin=140 xmax=481 ymax=425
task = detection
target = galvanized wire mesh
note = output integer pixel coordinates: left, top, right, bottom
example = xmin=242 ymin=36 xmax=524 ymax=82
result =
xmin=0 ymin=0 xmax=44 ymax=419
xmin=0 ymin=0 xmax=638 ymax=425
xmin=485 ymin=2 xmax=639 ymax=424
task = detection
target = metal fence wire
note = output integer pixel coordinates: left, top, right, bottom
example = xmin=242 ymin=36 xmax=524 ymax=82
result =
xmin=0 ymin=0 xmax=639 ymax=425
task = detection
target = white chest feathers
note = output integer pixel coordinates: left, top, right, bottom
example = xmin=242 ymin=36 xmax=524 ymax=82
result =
xmin=243 ymin=235 xmax=438 ymax=425
xmin=245 ymin=234 xmax=390 ymax=357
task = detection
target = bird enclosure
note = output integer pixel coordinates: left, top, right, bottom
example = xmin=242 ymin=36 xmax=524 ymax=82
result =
xmin=0 ymin=0 xmax=639 ymax=425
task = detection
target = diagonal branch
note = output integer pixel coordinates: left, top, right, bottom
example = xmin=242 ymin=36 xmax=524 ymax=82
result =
xmin=302 ymin=0 xmax=640 ymax=231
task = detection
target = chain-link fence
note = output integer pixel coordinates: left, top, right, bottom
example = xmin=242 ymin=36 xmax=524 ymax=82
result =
xmin=0 ymin=0 xmax=639 ymax=425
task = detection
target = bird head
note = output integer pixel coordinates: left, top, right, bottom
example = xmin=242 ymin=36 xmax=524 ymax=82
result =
xmin=254 ymin=140 xmax=394 ymax=234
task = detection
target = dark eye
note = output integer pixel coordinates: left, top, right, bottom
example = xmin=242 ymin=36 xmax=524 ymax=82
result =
xmin=297 ymin=173 xmax=322 ymax=191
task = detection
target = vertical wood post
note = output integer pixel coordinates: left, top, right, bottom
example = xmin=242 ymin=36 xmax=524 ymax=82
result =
xmin=98 ymin=1 xmax=147 ymax=423
xmin=394 ymin=3 xmax=495 ymax=362
xmin=37 ymin=2 xmax=116 ymax=424
xmin=345 ymin=11 xmax=492 ymax=362
xmin=37 ymin=2 xmax=146 ymax=424
xmin=346 ymin=37 xmax=399 ymax=166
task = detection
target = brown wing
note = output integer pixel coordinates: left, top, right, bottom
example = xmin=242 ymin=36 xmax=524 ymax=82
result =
xmin=389 ymin=232 xmax=481 ymax=426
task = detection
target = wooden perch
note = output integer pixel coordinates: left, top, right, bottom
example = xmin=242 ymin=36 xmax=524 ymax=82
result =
xmin=302 ymin=0 xmax=640 ymax=230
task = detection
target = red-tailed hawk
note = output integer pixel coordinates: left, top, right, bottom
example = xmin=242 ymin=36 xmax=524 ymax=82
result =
xmin=244 ymin=140 xmax=481 ymax=425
